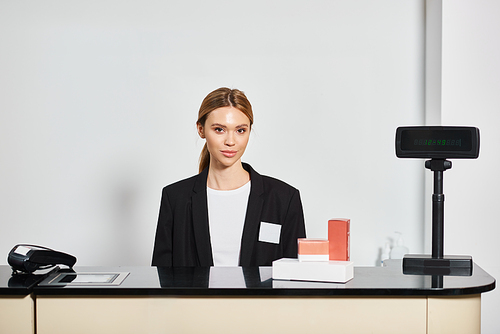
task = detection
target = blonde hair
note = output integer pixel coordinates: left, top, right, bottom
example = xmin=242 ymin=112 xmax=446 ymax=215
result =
xmin=197 ymin=88 xmax=253 ymax=173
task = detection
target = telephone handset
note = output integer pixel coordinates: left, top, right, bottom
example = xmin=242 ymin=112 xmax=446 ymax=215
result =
xmin=8 ymin=244 xmax=77 ymax=273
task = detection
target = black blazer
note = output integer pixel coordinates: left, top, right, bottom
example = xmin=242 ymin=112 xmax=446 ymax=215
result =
xmin=152 ymin=163 xmax=306 ymax=267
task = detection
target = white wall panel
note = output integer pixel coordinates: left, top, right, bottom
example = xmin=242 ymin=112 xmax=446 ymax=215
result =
xmin=441 ymin=1 xmax=500 ymax=332
xmin=0 ymin=0 xmax=425 ymax=267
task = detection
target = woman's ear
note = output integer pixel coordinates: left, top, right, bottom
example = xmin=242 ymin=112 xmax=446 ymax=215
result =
xmin=197 ymin=122 xmax=205 ymax=139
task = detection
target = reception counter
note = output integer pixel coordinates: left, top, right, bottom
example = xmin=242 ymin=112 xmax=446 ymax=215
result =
xmin=1 ymin=260 xmax=496 ymax=334
xmin=0 ymin=265 xmax=45 ymax=334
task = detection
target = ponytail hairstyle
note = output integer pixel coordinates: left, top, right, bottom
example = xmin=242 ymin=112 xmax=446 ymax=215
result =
xmin=197 ymin=87 xmax=253 ymax=173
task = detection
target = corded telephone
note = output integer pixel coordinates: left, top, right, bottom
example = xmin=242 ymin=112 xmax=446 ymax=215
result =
xmin=8 ymin=244 xmax=77 ymax=273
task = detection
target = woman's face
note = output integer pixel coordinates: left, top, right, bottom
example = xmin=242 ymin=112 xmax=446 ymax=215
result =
xmin=197 ymin=106 xmax=251 ymax=170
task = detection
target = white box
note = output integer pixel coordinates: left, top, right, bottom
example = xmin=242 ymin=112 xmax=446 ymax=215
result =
xmin=272 ymin=258 xmax=354 ymax=283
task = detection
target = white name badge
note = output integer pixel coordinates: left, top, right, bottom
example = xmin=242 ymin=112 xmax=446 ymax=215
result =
xmin=259 ymin=222 xmax=282 ymax=244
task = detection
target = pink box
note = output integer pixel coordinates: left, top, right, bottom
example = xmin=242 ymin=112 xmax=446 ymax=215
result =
xmin=297 ymin=239 xmax=329 ymax=262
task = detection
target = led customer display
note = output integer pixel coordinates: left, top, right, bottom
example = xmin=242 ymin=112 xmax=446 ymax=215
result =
xmin=395 ymin=125 xmax=480 ymax=276
xmin=401 ymin=130 xmax=471 ymax=151
xmin=396 ymin=126 xmax=479 ymax=159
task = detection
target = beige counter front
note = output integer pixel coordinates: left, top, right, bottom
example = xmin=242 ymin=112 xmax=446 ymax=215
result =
xmin=35 ymin=294 xmax=481 ymax=334
xmin=31 ymin=263 xmax=494 ymax=334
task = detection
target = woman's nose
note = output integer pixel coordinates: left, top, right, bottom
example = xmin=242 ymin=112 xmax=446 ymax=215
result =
xmin=225 ymin=133 xmax=235 ymax=146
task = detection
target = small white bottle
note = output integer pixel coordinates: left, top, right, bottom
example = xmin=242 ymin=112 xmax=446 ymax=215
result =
xmin=381 ymin=242 xmax=391 ymax=266
xmin=390 ymin=232 xmax=409 ymax=259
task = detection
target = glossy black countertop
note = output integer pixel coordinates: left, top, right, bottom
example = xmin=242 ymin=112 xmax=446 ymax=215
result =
xmin=0 ymin=265 xmax=56 ymax=295
xmin=21 ymin=260 xmax=495 ymax=297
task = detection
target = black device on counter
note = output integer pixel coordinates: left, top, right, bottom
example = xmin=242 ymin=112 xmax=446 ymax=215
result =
xmin=395 ymin=126 xmax=480 ymax=276
xmin=396 ymin=126 xmax=480 ymax=159
xmin=8 ymin=244 xmax=77 ymax=274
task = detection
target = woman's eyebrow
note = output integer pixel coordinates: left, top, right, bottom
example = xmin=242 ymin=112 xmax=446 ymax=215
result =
xmin=210 ymin=123 xmax=249 ymax=128
xmin=210 ymin=123 xmax=227 ymax=128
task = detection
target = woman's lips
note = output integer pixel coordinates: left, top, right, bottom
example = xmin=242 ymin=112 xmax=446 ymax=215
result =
xmin=221 ymin=150 xmax=237 ymax=158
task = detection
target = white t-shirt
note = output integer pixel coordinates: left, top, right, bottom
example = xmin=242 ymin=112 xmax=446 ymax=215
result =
xmin=207 ymin=181 xmax=251 ymax=266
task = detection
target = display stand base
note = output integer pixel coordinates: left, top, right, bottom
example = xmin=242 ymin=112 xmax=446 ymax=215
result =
xmin=402 ymin=254 xmax=473 ymax=276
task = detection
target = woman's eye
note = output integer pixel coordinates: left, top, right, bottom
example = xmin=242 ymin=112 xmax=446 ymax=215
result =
xmin=214 ymin=127 xmax=224 ymax=133
xmin=237 ymin=128 xmax=247 ymax=134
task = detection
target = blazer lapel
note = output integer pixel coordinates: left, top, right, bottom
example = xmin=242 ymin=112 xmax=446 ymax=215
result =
xmin=239 ymin=163 xmax=264 ymax=266
xmin=191 ymin=168 xmax=214 ymax=266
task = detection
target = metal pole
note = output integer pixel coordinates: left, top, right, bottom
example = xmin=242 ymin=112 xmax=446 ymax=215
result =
xmin=431 ymin=169 xmax=445 ymax=259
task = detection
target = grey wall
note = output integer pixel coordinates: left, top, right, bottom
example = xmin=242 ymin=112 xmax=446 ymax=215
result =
xmin=0 ymin=1 xmax=425 ymax=267
xmin=440 ymin=1 xmax=500 ymax=332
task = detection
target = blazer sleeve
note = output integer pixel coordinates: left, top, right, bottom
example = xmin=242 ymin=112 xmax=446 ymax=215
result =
xmin=281 ymin=188 xmax=307 ymax=258
xmin=151 ymin=188 xmax=173 ymax=266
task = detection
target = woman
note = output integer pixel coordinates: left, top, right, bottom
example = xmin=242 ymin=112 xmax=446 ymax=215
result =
xmin=152 ymin=87 xmax=306 ymax=267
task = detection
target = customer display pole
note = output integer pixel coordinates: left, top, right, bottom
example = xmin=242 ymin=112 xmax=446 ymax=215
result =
xmin=395 ymin=126 xmax=480 ymax=276
xmin=426 ymin=159 xmax=452 ymax=259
